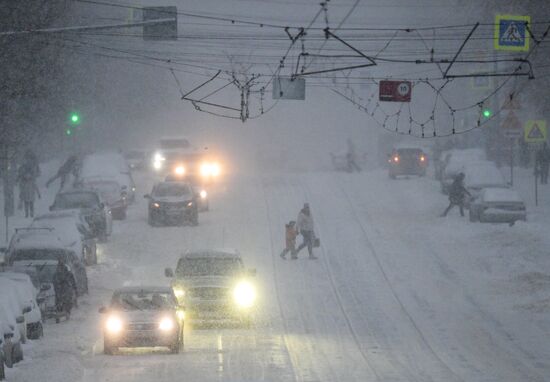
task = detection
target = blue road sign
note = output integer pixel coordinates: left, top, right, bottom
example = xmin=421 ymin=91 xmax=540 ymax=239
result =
xmin=494 ymin=14 xmax=530 ymax=51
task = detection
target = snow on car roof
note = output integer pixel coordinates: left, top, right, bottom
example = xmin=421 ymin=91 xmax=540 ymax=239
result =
xmin=10 ymin=230 xmax=66 ymax=250
xmin=114 ymin=286 xmax=173 ymax=294
xmin=182 ymin=249 xmax=241 ymax=259
xmin=464 ymin=162 xmax=506 ymax=187
xmin=482 ymin=187 xmax=523 ymax=203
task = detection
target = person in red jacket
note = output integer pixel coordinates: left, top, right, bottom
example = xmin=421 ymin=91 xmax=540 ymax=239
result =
xmin=280 ymin=221 xmax=297 ymax=259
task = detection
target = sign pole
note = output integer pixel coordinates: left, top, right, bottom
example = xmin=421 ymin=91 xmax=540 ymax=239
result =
xmin=510 ymin=138 xmax=514 ymax=186
xmin=535 ymin=167 xmax=539 ymax=206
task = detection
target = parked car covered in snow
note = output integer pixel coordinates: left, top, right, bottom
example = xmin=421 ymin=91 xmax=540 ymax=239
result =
xmin=6 ymin=230 xmax=89 ymax=296
xmin=80 ymin=152 xmax=136 ymax=203
xmin=469 ymin=188 xmax=526 ymax=224
xmin=99 ymin=286 xmax=184 ymax=354
xmin=50 ymin=189 xmax=112 ymax=241
xmin=440 ymin=149 xmax=488 ymax=194
xmin=0 ymin=278 xmax=31 ymax=344
xmin=31 ymin=214 xmax=97 ymax=265
xmin=0 ymin=272 xmax=43 ymax=339
xmin=124 ymin=150 xmax=149 ymax=171
xmin=78 ymin=177 xmax=128 ymax=220
xmin=0 ymin=307 xmax=24 ymax=367
xmin=463 ymin=161 xmax=508 ymax=204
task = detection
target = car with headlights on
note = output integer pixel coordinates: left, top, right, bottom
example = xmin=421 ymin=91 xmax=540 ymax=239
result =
xmin=145 ymin=181 xmax=199 ymax=226
xmin=165 ymin=249 xmax=257 ymax=326
xmin=99 ymin=286 xmax=184 ymax=355
xmin=469 ymin=188 xmax=526 ymax=225
xmin=165 ymin=176 xmax=209 ymax=212
xmin=388 ymin=147 xmax=428 ymax=178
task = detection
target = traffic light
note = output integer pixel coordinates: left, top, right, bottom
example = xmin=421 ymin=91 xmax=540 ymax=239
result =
xmin=482 ymin=108 xmax=492 ymax=118
xmin=69 ymin=111 xmax=81 ymax=125
xmin=65 ymin=128 xmax=73 ymax=136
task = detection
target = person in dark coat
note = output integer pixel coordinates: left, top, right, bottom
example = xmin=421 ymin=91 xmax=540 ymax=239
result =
xmin=441 ymin=172 xmax=471 ymax=217
xmin=52 ymin=260 xmax=77 ymax=320
xmin=295 ymin=203 xmax=317 ymax=259
xmin=46 ymin=155 xmax=79 ymax=191
xmin=280 ymin=221 xmax=297 ymax=259
xmin=18 ymin=171 xmax=40 ymax=218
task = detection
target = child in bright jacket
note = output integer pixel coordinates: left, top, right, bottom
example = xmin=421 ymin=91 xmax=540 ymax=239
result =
xmin=279 ymin=221 xmax=297 ymax=259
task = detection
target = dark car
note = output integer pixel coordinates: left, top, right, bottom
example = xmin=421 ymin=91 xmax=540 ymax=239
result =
xmin=80 ymin=178 xmax=128 ymax=220
xmin=50 ymin=189 xmax=112 ymax=241
xmin=145 ymin=182 xmax=199 ymax=226
xmin=388 ymin=147 xmax=428 ymax=178
xmin=99 ymin=286 xmax=184 ymax=354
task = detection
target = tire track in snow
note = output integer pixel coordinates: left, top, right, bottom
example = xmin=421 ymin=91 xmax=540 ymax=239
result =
xmin=297 ymin=180 xmax=382 ymax=382
xmin=260 ymin=177 xmax=301 ymax=382
xmin=331 ymin=176 xmax=463 ymax=382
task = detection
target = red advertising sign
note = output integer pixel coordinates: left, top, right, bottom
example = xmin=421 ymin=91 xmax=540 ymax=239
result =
xmin=379 ymin=80 xmax=412 ymax=102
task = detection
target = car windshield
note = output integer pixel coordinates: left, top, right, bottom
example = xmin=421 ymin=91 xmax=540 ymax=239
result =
xmin=12 ymin=249 xmax=67 ymax=262
xmin=55 ymin=193 xmax=99 ymax=209
xmin=154 ymin=183 xmax=191 ymax=197
xmin=176 ymin=257 xmax=242 ymax=277
xmin=397 ymin=148 xmax=423 ymax=158
xmin=112 ymin=291 xmax=175 ymax=311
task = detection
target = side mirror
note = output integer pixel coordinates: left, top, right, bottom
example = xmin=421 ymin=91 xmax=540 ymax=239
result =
xmin=165 ymin=268 xmax=174 ymax=278
xmin=23 ymin=306 xmax=32 ymax=314
xmin=40 ymin=283 xmax=51 ymax=291
xmin=16 ymin=315 xmax=25 ymax=324
xmin=98 ymin=306 xmax=107 ymax=314
xmin=99 ymin=203 xmax=105 ymax=209
xmin=248 ymin=268 xmax=257 ymax=277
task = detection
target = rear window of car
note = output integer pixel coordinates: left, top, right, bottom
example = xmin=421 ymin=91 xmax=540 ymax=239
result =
xmin=12 ymin=249 xmax=67 ymax=262
xmin=55 ymin=192 xmax=99 ymax=209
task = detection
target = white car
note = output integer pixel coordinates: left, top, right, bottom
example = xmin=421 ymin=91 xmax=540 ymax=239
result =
xmin=463 ymin=161 xmax=508 ymax=202
xmin=469 ymin=188 xmax=527 ymax=224
xmin=6 ymin=230 xmax=89 ymax=296
xmin=0 ymin=273 xmax=43 ymax=339
xmin=0 ymin=308 xmax=24 ymax=367
xmin=440 ymin=149 xmax=487 ymax=193
xmin=31 ymin=216 xmax=97 ymax=266
xmin=80 ymin=153 xmax=136 ymax=203
xmin=0 ymin=278 xmax=30 ymax=344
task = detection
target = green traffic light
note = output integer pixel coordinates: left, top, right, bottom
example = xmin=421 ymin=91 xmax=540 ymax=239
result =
xmin=69 ymin=111 xmax=81 ymax=125
xmin=482 ymin=109 xmax=492 ymax=118
xmin=65 ymin=128 xmax=72 ymax=136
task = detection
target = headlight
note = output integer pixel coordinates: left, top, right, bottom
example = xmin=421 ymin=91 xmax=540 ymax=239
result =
xmin=153 ymin=202 xmax=160 ymax=208
xmin=175 ymin=166 xmax=185 ymax=175
xmin=153 ymin=160 xmax=163 ymax=170
xmin=106 ymin=316 xmax=123 ymax=333
xmin=187 ymin=201 xmax=193 ymax=207
xmin=200 ymin=163 xmax=211 ymax=177
xmin=233 ymin=280 xmax=256 ymax=308
xmin=199 ymin=190 xmax=207 ymax=199
xmin=159 ymin=317 xmax=175 ymax=331
xmin=211 ymin=163 xmax=221 ymax=177
xmin=173 ymin=288 xmax=185 ymax=298
xmin=154 ymin=152 xmax=165 ymax=162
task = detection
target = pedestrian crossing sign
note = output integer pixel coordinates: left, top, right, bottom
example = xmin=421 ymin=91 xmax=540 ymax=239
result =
xmin=524 ymin=120 xmax=547 ymax=143
xmin=494 ymin=14 xmax=530 ymax=51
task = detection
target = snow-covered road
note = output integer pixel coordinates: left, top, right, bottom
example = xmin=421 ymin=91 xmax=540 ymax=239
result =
xmin=9 ymin=169 xmax=550 ymax=382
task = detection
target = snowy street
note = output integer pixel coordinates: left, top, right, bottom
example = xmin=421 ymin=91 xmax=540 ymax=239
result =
xmin=7 ymin=167 xmax=550 ymax=382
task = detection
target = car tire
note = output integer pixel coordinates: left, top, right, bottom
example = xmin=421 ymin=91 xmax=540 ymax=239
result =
xmin=3 ymin=343 xmax=13 ymax=368
xmin=148 ymin=214 xmax=157 ymax=227
xmin=27 ymin=322 xmax=43 ymax=340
